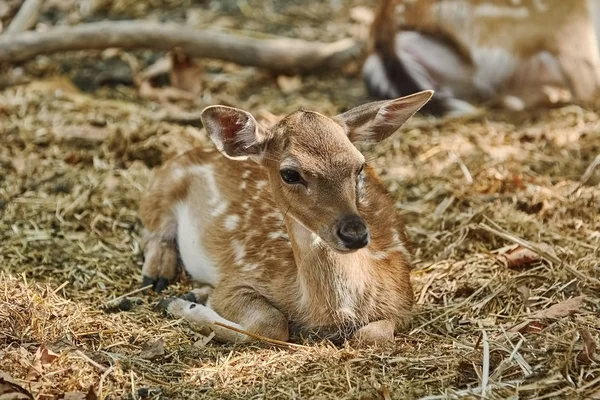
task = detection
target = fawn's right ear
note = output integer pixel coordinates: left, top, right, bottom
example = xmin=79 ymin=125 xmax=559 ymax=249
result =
xmin=201 ymin=106 xmax=270 ymax=162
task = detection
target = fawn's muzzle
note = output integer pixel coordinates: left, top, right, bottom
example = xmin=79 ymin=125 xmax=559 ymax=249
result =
xmin=336 ymin=215 xmax=370 ymax=249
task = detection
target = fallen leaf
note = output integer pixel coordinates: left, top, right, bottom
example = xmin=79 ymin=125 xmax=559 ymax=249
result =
xmin=533 ymin=296 xmax=585 ymax=319
xmin=193 ymin=331 xmax=215 ymax=348
xmin=139 ymin=338 xmax=165 ymax=360
xmin=516 ymin=285 xmax=531 ymax=305
xmin=0 ymin=376 xmax=33 ymax=400
xmin=500 ymin=246 xmax=540 ymax=268
xmin=26 ymin=344 xmax=59 ymax=381
xmin=61 ymin=386 xmax=97 ymax=400
xmin=577 ymin=329 xmax=597 ymax=364
xmin=509 ymin=296 xmax=585 ymax=333
xmin=169 ymin=51 xmax=203 ymax=96
xmin=276 ymin=75 xmax=302 ymax=94
xmin=381 ymin=385 xmax=392 ymax=400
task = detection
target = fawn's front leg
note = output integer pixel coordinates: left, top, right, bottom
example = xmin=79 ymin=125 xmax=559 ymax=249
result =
xmin=159 ymin=284 xmax=289 ymax=344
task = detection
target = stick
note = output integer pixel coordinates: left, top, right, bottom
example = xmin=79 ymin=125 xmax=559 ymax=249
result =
xmin=213 ymin=322 xmax=308 ymax=349
xmin=0 ymin=21 xmax=361 ymax=74
xmin=4 ymin=0 xmax=43 ymax=35
xmin=103 ymin=284 xmax=152 ymax=306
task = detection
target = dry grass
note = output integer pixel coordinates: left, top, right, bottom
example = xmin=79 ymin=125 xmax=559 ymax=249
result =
xmin=1 ymin=0 xmax=599 ymax=399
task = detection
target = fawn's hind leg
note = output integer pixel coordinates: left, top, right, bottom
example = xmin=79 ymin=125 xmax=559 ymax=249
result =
xmin=158 ymin=285 xmax=289 ymax=344
xmin=141 ymin=231 xmax=181 ymax=293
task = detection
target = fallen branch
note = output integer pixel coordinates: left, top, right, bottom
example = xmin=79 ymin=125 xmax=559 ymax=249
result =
xmin=0 ymin=21 xmax=361 ymax=74
xmin=4 ymin=0 xmax=43 ymax=34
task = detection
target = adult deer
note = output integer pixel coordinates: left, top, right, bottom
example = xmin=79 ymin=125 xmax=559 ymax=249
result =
xmin=139 ymin=90 xmax=432 ymax=345
xmin=363 ymin=0 xmax=600 ymax=115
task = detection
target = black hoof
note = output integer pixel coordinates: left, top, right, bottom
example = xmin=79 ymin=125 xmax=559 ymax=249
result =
xmin=179 ymin=292 xmax=198 ymax=303
xmin=154 ymin=297 xmax=177 ymax=314
xmin=154 ymin=278 xmax=170 ymax=293
xmin=141 ymin=276 xmax=154 ymax=291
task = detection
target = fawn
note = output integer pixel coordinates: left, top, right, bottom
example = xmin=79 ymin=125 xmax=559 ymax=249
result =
xmin=139 ymin=90 xmax=432 ymax=344
xmin=363 ymin=0 xmax=600 ymax=115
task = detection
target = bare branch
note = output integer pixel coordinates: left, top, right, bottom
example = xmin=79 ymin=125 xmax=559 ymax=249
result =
xmin=0 ymin=21 xmax=361 ymax=74
xmin=4 ymin=0 xmax=43 ymax=35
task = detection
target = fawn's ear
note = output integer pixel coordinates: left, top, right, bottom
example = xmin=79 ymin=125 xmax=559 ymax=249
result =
xmin=201 ymin=106 xmax=270 ymax=162
xmin=335 ymin=90 xmax=433 ymax=144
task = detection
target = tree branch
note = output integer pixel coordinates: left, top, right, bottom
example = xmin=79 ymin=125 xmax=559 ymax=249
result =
xmin=0 ymin=21 xmax=361 ymax=74
xmin=5 ymin=0 xmax=43 ymax=34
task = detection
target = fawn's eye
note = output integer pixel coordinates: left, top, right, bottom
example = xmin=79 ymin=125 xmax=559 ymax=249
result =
xmin=358 ymin=164 xmax=365 ymax=175
xmin=280 ymin=169 xmax=302 ymax=184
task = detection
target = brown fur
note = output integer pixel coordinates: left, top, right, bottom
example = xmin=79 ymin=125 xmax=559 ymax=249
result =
xmin=140 ymin=91 xmax=432 ymax=345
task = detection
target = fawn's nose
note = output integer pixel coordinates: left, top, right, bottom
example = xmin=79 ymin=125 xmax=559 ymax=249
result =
xmin=337 ymin=215 xmax=370 ymax=249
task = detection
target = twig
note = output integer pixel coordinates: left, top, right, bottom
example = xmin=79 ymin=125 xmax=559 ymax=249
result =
xmin=478 ymin=218 xmax=561 ymax=264
xmin=4 ymin=0 xmax=43 ymax=35
xmin=73 ymin=350 xmax=108 ymax=372
xmin=0 ymin=21 xmax=361 ymax=74
xmin=103 ymin=285 xmax=152 ymax=306
xmin=580 ymin=153 xmax=600 ymax=185
xmin=480 ymin=329 xmax=490 ymax=399
xmin=98 ymin=366 xmax=115 ymax=400
xmin=213 ymin=322 xmax=308 ymax=349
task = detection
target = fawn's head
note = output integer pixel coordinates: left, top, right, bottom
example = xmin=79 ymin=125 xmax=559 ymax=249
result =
xmin=201 ymin=91 xmax=432 ymax=253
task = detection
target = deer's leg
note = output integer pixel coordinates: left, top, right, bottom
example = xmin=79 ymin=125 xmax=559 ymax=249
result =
xmin=158 ymin=285 xmax=289 ymax=344
xmin=351 ymin=319 xmax=395 ymax=346
xmin=141 ymin=232 xmax=180 ymax=293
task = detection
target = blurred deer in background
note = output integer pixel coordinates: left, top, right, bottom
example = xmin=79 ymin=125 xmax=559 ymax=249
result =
xmin=139 ymin=91 xmax=432 ymax=345
xmin=363 ymin=0 xmax=600 ymax=115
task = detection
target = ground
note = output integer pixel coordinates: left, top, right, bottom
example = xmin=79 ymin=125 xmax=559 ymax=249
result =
xmin=0 ymin=0 xmax=599 ymax=399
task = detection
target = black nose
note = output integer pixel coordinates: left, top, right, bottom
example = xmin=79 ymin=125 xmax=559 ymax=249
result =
xmin=337 ymin=215 xmax=370 ymax=249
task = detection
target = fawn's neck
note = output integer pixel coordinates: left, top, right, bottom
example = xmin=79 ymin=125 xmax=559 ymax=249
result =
xmin=284 ymin=215 xmax=373 ymax=325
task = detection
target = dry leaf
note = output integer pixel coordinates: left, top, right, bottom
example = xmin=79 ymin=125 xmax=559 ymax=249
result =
xmin=193 ymin=331 xmax=215 ymax=348
xmin=0 ymin=377 xmax=33 ymax=400
xmin=61 ymin=386 xmax=98 ymax=400
xmin=517 ymin=285 xmax=531 ymax=305
xmin=533 ymin=296 xmax=585 ymax=319
xmin=26 ymin=344 xmax=59 ymax=381
xmin=500 ymin=246 xmax=540 ymax=268
xmin=276 ymin=75 xmax=302 ymax=94
xmin=169 ymin=51 xmax=203 ymax=96
xmin=577 ymin=328 xmax=597 ymax=364
xmin=139 ymin=338 xmax=165 ymax=360
xmin=509 ymin=296 xmax=585 ymax=333
xmin=380 ymin=385 xmax=392 ymax=400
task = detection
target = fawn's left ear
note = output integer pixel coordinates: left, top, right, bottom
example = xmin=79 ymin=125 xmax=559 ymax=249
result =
xmin=335 ymin=90 xmax=433 ymax=144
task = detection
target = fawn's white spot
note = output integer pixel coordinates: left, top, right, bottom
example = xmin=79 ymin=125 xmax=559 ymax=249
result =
xmin=268 ymin=231 xmax=288 ymax=240
xmin=242 ymin=263 xmax=259 ymax=272
xmin=223 ymin=215 xmax=240 ymax=232
xmin=232 ymin=239 xmax=246 ymax=265
xmin=256 ymin=180 xmax=267 ymax=190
